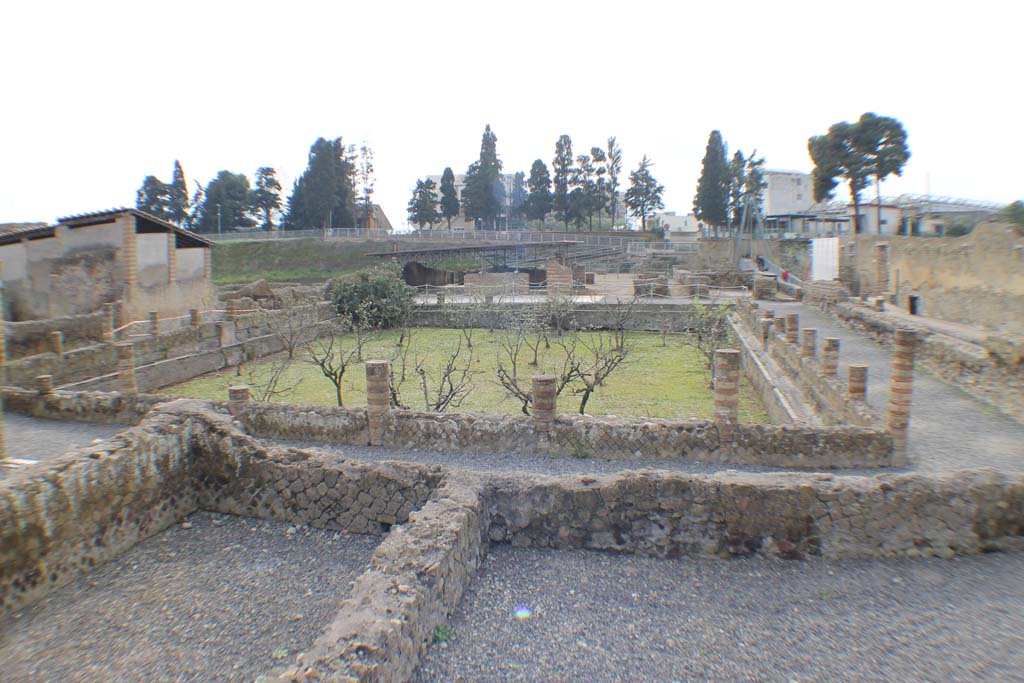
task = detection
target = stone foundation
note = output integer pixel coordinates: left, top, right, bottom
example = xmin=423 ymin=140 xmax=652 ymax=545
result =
xmin=1 ymin=399 xmax=1021 ymax=682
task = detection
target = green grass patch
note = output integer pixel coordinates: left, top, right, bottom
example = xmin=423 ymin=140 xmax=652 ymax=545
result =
xmin=163 ymin=328 xmax=770 ymax=422
xmin=212 ymin=239 xmax=386 ymax=284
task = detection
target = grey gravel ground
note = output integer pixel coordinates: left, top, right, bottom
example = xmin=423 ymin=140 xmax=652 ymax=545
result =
xmin=415 ymin=546 xmax=1024 ymax=683
xmin=4 ymin=413 xmax=128 ymax=464
xmin=0 ymin=511 xmax=380 ymax=683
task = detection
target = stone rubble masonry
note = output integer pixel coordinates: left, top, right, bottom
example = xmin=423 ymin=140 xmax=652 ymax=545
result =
xmin=5 ymin=309 xmax=111 ymax=360
xmin=1 ymin=387 xmax=164 ymax=425
xmin=832 ymin=300 xmax=1024 ymax=425
xmin=116 ymin=342 xmax=138 ymax=395
xmin=365 ymin=360 xmax=390 ymax=447
xmin=531 ymin=375 xmax=556 ymax=434
xmin=887 ymin=328 xmax=916 ymax=463
xmin=1 ymin=400 xmax=1021 ymax=681
xmin=713 ymin=349 xmax=740 ymax=445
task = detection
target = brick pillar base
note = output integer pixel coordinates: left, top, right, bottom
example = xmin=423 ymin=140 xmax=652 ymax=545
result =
xmin=228 ymin=385 xmax=250 ymax=415
xmin=190 ymin=308 xmax=201 ymax=326
xmin=713 ymin=349 xmax=740 ymax=445
xmin=847 ymin=364 xmax=868 ymax=401
xmin=36 ymin=375 xmax=54 ymax=395
xmin=117 ymin=342 xmax=138 ymax=395
xmin=800 ymin=328 xmax=817 ymax=359
xmin=49 ymin=331 xmax=64 ymax=358
xmin=822 ymin=338 xmax=840 ymax=377
xmin=785 ymin=314 xmax=799 ymax=345
xmin=149 ymin=311 xmax=160 ymax=338
xmin=532 ymin=375 xmax=556 ymax=435
xmin=365 ymin=360 xmax=390 ymax=446
xmin=887 ymin=329 xmax=915 ymax=463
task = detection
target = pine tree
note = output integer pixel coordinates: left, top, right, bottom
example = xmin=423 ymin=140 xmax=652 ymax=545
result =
xmin=167 ymin=161 xmax=189 ymax=225
xmin=136 ymin=175 xmax=171 ymax=220
xmin=461 ymin=125 xmax=503 ymax=229
xmin=523 ymin=159 xmax=553 ymax=222
xmin=510 ymin=171 xmax=528 ymax=224
xmin=356 ymin=144 xmax=375 ymax=225
xmin=694 ymin=130 xmax=729 ymax=236
xmin=625 ymin=155 xmax=665 ymax=231
xmin=552 ymin=134 xmax=574 ymax=229
xmin=439 ymin=167 xmax=460 ymax=230
xmin=606 ymin=137 xmax=622 ymax=227
xmin=854 ymin=112 xmax=910 ymax=234
xmin=251 ymin=167 xmax=283 ymax=229
xmin=408 ymin=179 xmax=440 ymax=230
xmin=809 ymin=121 xmax=871 ymax=232
xmin=197 ymin=171 xmax=254 ymax=233
xmin=284 ymin=137 xmax=356 ymax=230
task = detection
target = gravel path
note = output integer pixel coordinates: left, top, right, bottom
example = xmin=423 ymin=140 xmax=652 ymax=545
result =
xmin=0 ymin=511 xmax=380 ymax=683
xmin=415 ymin=546 xmax=1024 ymax=683
xmin=774 ymin=301 xmax=1024 ymax=472
xmin=4 ymin=413 xmax=128 ymax=464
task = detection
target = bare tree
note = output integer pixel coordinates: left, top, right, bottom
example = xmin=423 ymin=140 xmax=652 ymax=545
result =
xmin=442 ymin=291 xmax=491 ymax=349
xmin=387 ymin=326 xmax=414 ymax=409
xmin=261 ymin=290 xmax=324 ymax=360
xmin=558 ymin=328 xmax=632 ymax=415
xmin=415 ymin=337 xmax=475 ymax=412
xmin=223 ymin=353 xmax=300 ymax=402
xmin=304 ymin=319 xmax=364 ymax=407
xmin=677 ymin=295 xmax=732 ymax=387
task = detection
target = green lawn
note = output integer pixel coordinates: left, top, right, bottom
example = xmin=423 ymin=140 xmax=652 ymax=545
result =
xmin=162 ymin=329 xmax=770 ymax=423
xmin=211 ymin=238 xmax=385 ymax=284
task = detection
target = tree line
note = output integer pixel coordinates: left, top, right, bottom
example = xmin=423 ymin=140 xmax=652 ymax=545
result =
xmin=135 ymin=138 xmax=376 ymax=233
xmin=408 ymin=125 xmax=665 ymax=231
xmin=692 ymin=130 xmax=767 ymax=237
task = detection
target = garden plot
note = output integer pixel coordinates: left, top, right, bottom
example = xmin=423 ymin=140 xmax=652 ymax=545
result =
xmin=0 ymin=511 xmax=380 ymax=683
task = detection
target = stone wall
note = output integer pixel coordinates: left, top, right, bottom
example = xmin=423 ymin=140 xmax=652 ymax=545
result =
xmin=4 ymin=309 xmax=110 ymax=359
xmin=833 ymin=301 xmax=1024 ymax=424
xmin=0 ymin=411 xmax=199 ymax=614
xmin=1 ymin=387 xmax=164 ymax=425
xmin=484 ymin=467 xmax=1024 ymax=560
xmin=845 ymin=223 xmax=1024 ymax=334
xmin=231 ymin=398 xmax=893 ymax=469
xmin=412 ymin=301 xmax=708 ymax=333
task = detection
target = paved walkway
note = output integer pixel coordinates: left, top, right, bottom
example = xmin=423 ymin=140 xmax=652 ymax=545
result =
xmin=772 ymin=301 xmax=1024 ymax=473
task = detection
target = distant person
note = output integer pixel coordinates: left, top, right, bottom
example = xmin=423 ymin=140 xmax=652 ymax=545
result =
xmin=756 ymin=256 xmax=766 ymax=271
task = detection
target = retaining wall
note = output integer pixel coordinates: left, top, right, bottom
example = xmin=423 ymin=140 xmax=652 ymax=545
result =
xmin=4 ymin=310 xmax=109 ymax=359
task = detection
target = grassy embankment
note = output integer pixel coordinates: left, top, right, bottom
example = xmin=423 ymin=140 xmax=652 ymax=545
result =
xmin=163 ymin=328 xmax=770 ymax=423
xmin=212 ymin=239 xmax=387 ymax=285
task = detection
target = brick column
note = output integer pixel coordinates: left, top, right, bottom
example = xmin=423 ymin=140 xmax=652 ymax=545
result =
xmin=847 ymin=364 xmax=867 ymax=401
xmin=785 ymin=314 xmax=799 ymax=345
xmin=713 ymin=349 xmax=740 ymax=445
xmin=36 ymin=375 xmax=54 ymax=396
xmin=189 ymin=308 xmax=201 ymax=326
xmin=800 ymin=328 xmax=817 ymax=359
xmin=167 ymin=232 xmax=177 ymax=286
xmin=116 ymin=342 xmax=137 ymax=395
xmin=227 ymin=300 xmax=238 ymax=320
xmin=49 ymin=331 xmax=64 ymax=358
xmin=759 ymin=318 xmax=773 ymax=347
xmin=365 ymin=360 xmax=390 ymax=447
xmin=874 ymin=243 xmax=890 ymax=297
xmin=203 ymin=248 xmax=212 ymax=283
xmin=102 ymin=303 xmax=115 ymax=343
xmin=532 ymin=375 xmax=557 ymax=435
xmin=122 ymin=216 xmax=138 ymax=304
xmin=149 ymin=311 xmax=160 ymax=338
xmin=887 ymin=329 xmax=915 ymax=461
xmin=228 ymin=385 xmax=250 ymax=415
xmin=822 ymin=338 xmax=840 ymax=377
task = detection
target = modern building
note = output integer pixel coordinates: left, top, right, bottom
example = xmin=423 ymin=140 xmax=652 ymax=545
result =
xmin=0 ymin=208 xmax=213 ymax=320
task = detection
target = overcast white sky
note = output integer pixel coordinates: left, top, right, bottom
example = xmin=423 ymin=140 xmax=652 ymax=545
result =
xmin=2 ymin=0 xmax=1021 ymax=230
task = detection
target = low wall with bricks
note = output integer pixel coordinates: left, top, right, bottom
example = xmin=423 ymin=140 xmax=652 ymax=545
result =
xmin=832 ymin=301 xmax=1024 ymax=424
xmin=1 ymin=386 xmax=164 ymax=424
xmin=411 ymin=302 xmax=709 ymax=333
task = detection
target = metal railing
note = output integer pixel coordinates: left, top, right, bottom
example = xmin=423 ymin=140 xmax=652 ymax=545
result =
xmin=211 ymin=227 xmax=700 ymax=253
